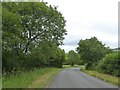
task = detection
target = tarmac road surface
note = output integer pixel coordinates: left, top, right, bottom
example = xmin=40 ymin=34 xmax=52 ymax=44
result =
xmin=48 ymin=68 xmax=118 ymax=88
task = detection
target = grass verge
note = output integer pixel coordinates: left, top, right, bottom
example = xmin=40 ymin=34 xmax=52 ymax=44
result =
xmin=2 ymin=65 xmax=81 ymax=88
xmin=80 ymin=67 xmax=120 ymax=86
xmin=2 ymin=68 xmax=61 ymax=88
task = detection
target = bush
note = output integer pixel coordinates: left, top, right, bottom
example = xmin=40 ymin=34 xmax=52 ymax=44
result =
xmin=96 ymin=52 xmax=120 ymax=77
xmin=2 ymin=51 xmax=25 ymax=72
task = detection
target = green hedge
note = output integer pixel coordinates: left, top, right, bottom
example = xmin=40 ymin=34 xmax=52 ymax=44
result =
xmin=96 ymin=52 xmax=120 ymax=77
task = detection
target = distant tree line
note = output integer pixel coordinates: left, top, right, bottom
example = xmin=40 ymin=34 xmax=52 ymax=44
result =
xmin=2 ymin=2 xmax=67 ymax=72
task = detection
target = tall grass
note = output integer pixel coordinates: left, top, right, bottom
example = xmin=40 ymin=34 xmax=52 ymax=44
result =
xmin=2 ymin=68 xmax=61 ymax=88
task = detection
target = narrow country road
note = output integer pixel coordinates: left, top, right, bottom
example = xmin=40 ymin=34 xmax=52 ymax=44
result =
xmin=48 ymin=68 xmax=118 ymax=88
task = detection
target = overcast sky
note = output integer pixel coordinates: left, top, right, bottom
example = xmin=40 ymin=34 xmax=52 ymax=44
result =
xmin=44 ymin=0 xmax=119 ymax=52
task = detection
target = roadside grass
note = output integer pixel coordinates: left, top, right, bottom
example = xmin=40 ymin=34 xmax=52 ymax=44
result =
xmin=2 ymin=68 xmax=61 ymax=88
xmin=2 ymin=65 xmax=81 ymax=88
xmin=80 ymin=67 xmax=120 ymax=86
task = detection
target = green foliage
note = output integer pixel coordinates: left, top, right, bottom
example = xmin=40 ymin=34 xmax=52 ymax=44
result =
xmin=2 ymin=2 xmax=67 ymax=72
xmin=25 ymin=41 xmax=66 ymax=68
xmin=67 ymin=50 xmax=80 ymax=66
xmin=77 ymin=37 xmax=111 ymax=70
xmin=96 ymin=52 xmax=120 ymax=77
xmin=49 ymin=48 xmax=66 ymax=68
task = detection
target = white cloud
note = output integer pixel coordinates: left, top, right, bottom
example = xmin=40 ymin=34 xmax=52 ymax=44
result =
xmin=44 ymin=0 xmax=119 ymax=52
xmin=59 ymin=45 xmax=77 ymax=53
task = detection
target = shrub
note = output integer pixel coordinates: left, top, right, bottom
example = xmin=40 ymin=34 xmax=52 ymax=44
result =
xmin=96 ymin=52 xmax=120 ymax=77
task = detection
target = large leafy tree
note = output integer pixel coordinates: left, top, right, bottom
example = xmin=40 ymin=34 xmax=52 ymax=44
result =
xmin=2 ymin=2 xmax=67 ymax=53
xmin=2 ymin=2 xmax=67 ymax=71
xmin=76 ymin=37 xmax=111 ymax=70
xmin=2 ymin=7 xmax=25 ymax=71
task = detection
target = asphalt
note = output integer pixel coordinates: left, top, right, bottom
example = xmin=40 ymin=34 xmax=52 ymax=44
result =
xmin=48 ymin=68 xmax=118 ymax=88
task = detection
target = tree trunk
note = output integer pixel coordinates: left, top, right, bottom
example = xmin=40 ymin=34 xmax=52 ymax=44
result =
xmin=71 ymin=62 xmax=74 ymax=66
